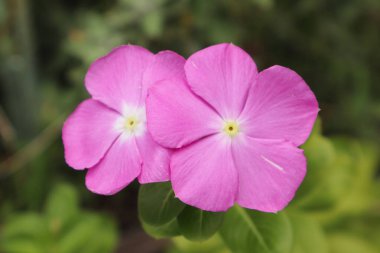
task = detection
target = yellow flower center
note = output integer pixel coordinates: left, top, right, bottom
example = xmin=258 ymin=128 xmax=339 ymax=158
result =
xmin=124 ymin=117 xmax=139 ymax=132
xmin=223 ymin=121 xmax=239 ymax=137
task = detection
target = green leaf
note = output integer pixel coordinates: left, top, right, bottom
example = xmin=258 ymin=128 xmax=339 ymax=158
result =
xmin=78 ymin=215 xmax=118 ymax=253
xmin=142 ymin=11 xmax=163 ymax=38
xmin=219 ymin=206 xmax=292 ymax=253
xmin=58 ymin=213 xmax=117 ymax=253
xmin=0 ymin=183 xmax=118 ymax=253
xmin=138 ymin=182 xmax=185 ymax=226
xmin=294 ymin=124 xmax=337 ymax=209
xmin=0 ymin=239 xmax=42 ymax=253
xmin=170 ymin=235 xmax=230 ymax=253
xmin=328 ymin=234 xmax=378 ymax=253
xmin=288 ymin=212 xmax=327 ymax=253
xmin=45 ymin=183 xmax=79 ymax=222
xmin=0 ymin=214 xmax=49 ymax=253
xmin=142 ymin=218 xmax=181 ymax=239
xmin=177 ymin=206 xmax=224 ymax=241
xmin=0 ymin=214 xmax=49 ymax=242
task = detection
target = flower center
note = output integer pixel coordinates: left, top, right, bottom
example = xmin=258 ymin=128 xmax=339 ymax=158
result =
xmin=223 ymin=121 xmax=239 ymax=137
xmin=114 ymin=104 xmax=146 ymax=140
xmin=124 ymin=117 xmax=138 ymax=132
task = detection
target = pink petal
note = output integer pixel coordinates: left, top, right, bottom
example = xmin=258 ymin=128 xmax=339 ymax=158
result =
xmin=85 ymin=137 xmax=141 ymax=195
xmin=146 ymin=78 xmax=220 ymax=148
xmin=185 ymin=43 xmax=258 ymax=119
xmin=136 ymin=132 xmax=170 ymax=183
xmin=85 ymin=45 xmax=154 ymax=113
xmin=239 ymin=65 xmax=319 ymax=146
xmin=171 ymin=135 xmax=238 ymax=212
xmin=141 ymin=50 xmax=186 ymax=104
xmin=232 ymin=136 xmax=306 ymax=212
xmin=62 ymin=99 xmax=120 ymax=170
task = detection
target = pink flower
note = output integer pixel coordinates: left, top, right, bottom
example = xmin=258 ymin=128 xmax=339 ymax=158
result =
xmin=146 ymin=43 xmax=319 ymax=212
xmin=62 ymin=45 xmax=185 ymax=195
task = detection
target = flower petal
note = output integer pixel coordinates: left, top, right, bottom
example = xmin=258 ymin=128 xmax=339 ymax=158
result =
xmin=146 ymin=78 xmax=220 ymax=148
xmin=171 ymin=135 xmax=238 ymax=212
xmin=62 ymin=99 xmax=120 ymax=170
xmin=185 ymin=43 xmax=258 ymax=118
xmin=136 ymin=132 xmax=170 ymax=183
xmin=85 ymin=137 xmax=141 ymax=195
xmin=239 ymin=65 xmax=319 ymax=146
xmin=232 ymin=136 xmax=306 ymax=212
xmin=85 ymin=45 xmax=154 ymax=112
xmin=141 ymin=50 xmax=186 ymax=104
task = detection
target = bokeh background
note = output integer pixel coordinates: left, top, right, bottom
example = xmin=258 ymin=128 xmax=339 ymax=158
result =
xmin=0 ymin=0 xmax=379 ymax=252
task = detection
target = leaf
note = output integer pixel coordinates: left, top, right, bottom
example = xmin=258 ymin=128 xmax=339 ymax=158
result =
xmin=0 ymin=239 xmax=42 ymax=253
xmin=177 ymin=206 xmax=224 ymax=241
xmin=328 ymin=234 xmax=378 ymax=253
xmin=0 ymin=183 xmax=118 ymax=253
xmin=219 ymin=206 xmax=292 ymax=253
xmin=170 ymin=235 xmax=230 ymax=253
xmin=138 ymin=182 xmax=185 ymax=226
xmin=0 ymin=214 xmax=49 ymax=253
xmin=58 ymin=213 xmax=117 ymax=253
xmin=0 ymin=214 xmax=48 ymax=242
xmin=142 ymin=10 xmax=163 ymax=38
xmin=288 ymin=212 xmax=327 ymax=253
xmin=294 ymin=123 xmax=337 ymax=209
xmin=296 ymin=137 xmax=379 ymax=224
xmin=142 ymin=218 xmax=181 ymax=239
xmin=45 ymin=183 xmax=79 ymax=222
xmin=78 ymin=215 xmax=118 ymax=253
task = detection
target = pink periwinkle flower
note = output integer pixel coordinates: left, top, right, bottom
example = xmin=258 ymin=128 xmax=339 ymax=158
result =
xmin=146 ymin=43 xmax=319 ymax=212
xmin=62 ymin=45 xmax=185 ymax=194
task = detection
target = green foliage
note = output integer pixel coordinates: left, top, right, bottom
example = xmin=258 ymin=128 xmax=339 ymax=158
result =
xmin=291 ymin=127 xmax=379 ymax=229
xmin=138 ymin=182 xmax=185 ymax=226
xmin=289 ymin=121 xmax=380 ymax=252
xmin=169 ymin=235 xmax=230 ymax=253
xmin=288 ymin=212 xmax=327 ymax=253
xmin=45 ymin=183 xmax=79 ymax=225
xmin=141 ymin=219 xmax=181 ymax=239
xmin=328 ymin=234 xmax=378 ymax=253
xmin=139 ymin=183 xmax=224 ymax=241
xmin=0 ymin=183 xmax=118 ymax=253
xmin=220 ymin=206 xmax=292 ymax=253
xmin=177 ymin=206 xmax=224 ymax=241
xmin=294 ymin=119 xmax=338 ymax=209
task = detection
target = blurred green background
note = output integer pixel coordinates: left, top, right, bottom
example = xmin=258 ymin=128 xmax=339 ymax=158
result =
xmin=0 ymin=0 xmax=379 ymax=252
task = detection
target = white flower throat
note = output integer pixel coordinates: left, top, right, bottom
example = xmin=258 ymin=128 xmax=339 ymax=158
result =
xmin=114 ymin=104 xmax=146 ymax=140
